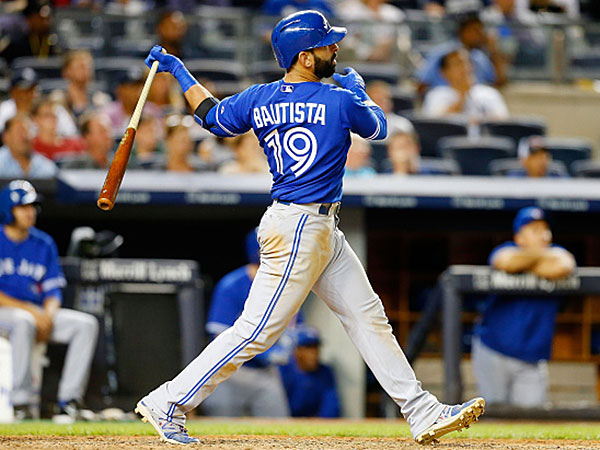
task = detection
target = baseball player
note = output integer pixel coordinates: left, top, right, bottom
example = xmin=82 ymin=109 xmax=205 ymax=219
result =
xmin=0 ymin=180 xmax=98 ymax=422
xmin=136 ymin=10 xmax=484 ymax=445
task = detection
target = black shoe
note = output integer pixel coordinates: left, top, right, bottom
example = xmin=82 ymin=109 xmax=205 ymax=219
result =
xmin=14 ymin=404 xmax=35 ymax=421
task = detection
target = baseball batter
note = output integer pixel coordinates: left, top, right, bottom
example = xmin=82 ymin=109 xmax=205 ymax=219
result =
xmin=136 ymin=10 xmax=484 ymax=445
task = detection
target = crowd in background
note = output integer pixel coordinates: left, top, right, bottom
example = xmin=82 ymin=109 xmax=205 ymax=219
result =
xmin=0 ymin=0 xmax=598 ymax=179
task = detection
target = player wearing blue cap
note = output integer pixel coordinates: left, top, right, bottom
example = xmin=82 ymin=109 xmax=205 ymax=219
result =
xmin=202 ymin=228 xmax=291 ymax=417
xmin=472 ymin=206 xmax=575 ymax=406
xmin=0 ymin=180 xmax=98 ymax=422
xmin=135 ymin=10 xmax=484 ymax=445
xmin=279 ymin=325 xmax=340 ymax=417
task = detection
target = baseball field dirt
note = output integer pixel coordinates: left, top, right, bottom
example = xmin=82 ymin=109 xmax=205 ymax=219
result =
xmin=3 ymin=436 xmax=600 ymax=449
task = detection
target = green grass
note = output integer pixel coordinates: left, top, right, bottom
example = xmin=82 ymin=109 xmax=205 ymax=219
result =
xmin=1 ymin=420 xmax=600 ymax=440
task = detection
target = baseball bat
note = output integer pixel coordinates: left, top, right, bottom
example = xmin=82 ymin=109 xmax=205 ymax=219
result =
xmin=96 ymin=54 xmax=162 ymax=211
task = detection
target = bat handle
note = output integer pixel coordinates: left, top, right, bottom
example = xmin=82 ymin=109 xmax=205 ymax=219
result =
xmin=128 ymin=59 xmax=160 ymax=131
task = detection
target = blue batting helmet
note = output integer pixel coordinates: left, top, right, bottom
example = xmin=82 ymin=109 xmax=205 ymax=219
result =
xmin=0 ymin=180 xmax=39 ymax=224
xmin=245 ymin=228 xmax=260 ymax=264
xmin=271 ymin=10 xmax=347 ymax=69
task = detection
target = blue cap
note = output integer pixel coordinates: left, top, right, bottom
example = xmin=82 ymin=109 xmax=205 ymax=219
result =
xmin=296 ymin=326 xmax=321 ymax=347
xmin=513 ymin=206 xmax=546 ymax=234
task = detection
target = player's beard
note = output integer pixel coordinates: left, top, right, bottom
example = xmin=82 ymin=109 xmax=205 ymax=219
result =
xmin=314 ymin=54 xmax=336 ymax=79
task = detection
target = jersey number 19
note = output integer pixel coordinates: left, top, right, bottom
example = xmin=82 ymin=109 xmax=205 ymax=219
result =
xmin=265 ymin=127 xmax=318 ymax=177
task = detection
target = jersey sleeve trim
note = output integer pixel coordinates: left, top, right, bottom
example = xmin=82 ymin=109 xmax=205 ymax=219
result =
xmin=365 ymin=118 xmax=381 ymax=141
xmin=215 ymin=101 xmax=241 ymax=137
xmin=42 ymin=276 xmax=66 ymax=293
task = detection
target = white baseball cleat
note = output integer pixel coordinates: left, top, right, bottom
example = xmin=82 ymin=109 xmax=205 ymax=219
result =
xmin=415 ymin=397 xmax=485 ymax=445
xmin=135 ymin=400 xmax=199 ymax=445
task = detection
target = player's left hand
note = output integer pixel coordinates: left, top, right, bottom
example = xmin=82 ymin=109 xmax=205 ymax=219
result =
xmin=333 ymin=67 xmax=366 ymax=92
xmin=145 ymin=45 xmax=184 ymax=74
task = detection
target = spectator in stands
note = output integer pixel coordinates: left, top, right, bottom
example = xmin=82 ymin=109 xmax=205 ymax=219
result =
xmin=148 ymin=73 xmax=186 ymax=116
xmin=163 ymin=114 xmax=201 ymax=172
xmin=0 ymin=179 xmax=99 ymax=422
xmin=0 ymin=68 xmax=39 ymax=134
xmin=280 ymin=326 xmax=340 ymax=418
xmin=60 ymin=113 xmax=113 ymax=169
xmin=101 ymin=67 xmax=162 ymax=139
xmin=366 ymin=80 xmax=413 ymax=138
xmin=345 ymin=135 xmax=376 ymax=177
xmin=422 ymin=48 xmax=509 ymax=122
xmin=131 ymin=115 xmax=165 ymax=169
xmin=262 ymin=0 xmax=336 ymax=17
xmin=337 ymin=0 xmax=406 ymax=62
xmin=51 ymin=50 xmax=111 ymax=123
xmin=202 ymin=229 xmax=291 ymax=417
xmin=384 ymin=125 xmax=422 ymax=175
xmin=472 ymin=206 xmax=575 ymax=406
xmin=31 ymin=98 xmax=85 ymax=161
xmin=416 ymin=14 xmax=506 ymax=93
xmin=0 ymin=0 xmax=61 ymax=65
xmin=0 ymin=114 xmax=58 ymax=178
xmin=219 ymin=132 xmax=269 ymax=174
xmin=156 ymin=9 xmax=188 ymax=57
xmin=507 ymin=135 xmax=568 ymax=178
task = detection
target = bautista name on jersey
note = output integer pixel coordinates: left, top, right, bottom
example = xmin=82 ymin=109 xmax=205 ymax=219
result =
xmin=253 ymin=102 xmax=327 ymax=128
xmin=195 ymin=79 xmax=387 ymax=204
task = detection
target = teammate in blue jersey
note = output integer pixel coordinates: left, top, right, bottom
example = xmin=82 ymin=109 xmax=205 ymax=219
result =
xmin=135 ymin=10 xmax=484 ymax=445
xmin=202 ymin=228 xmax=291 ymax=417
xmin=472 ymin=207 xmax=575 ymax=406
xmin=279 ymin=326 xmax=340 ymax=418
xmin=0 ymin=180 xmax=98 ymax=422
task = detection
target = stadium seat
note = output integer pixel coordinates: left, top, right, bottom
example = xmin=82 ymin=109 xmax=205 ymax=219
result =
xmin=379 ymin=157 xmax=459 ymax=175
xmin=371 ymin=142 xmax=388 ymax=173
xmin=95 ymin=57 xmax=147 ymax=94
xmin=572 ymin=160 xmax=600 ymax=178
xmin=11 ymin=57 xmax=63 ymax=79
xmin=250 ymin=60 xmax=284 ymax=84
xmin=438 ymin=136 xmax=515 ymax=175
xmin=480 ymin=117 xmax=547 ymax=146
xmin=407 ymin=116 xmax=469 ymax=158
xmin=348 ymin=62 xmax=399 ymax=85
xmin=185 ymin=59 xmax=246 ymax=82
xmin=489 ymin=158 xmax=569 ymax=177
xmin=539 ymin=137 xmax=593 ymax=176
xmin=390 ymin=87 xmax=415 ymax=115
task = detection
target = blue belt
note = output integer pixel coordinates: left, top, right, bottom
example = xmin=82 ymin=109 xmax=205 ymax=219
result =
xmin=276 ymin=200 xmax=340 ymax=216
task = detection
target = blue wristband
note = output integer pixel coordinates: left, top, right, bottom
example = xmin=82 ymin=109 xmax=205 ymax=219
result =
xmin=172 ymin=64 xmax=198 ymax=93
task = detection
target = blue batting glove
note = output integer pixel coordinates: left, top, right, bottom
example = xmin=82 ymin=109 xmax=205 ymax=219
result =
xmin=145 ymin=45 xmax=182 ymax=74
xmin=145 ymin=45 xmax=198 ymax=93
xmin=333 ymin=67 xmax=366 ymax=92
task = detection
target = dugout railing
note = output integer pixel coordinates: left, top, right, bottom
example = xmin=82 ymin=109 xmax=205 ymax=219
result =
xmin=440 ymin=265 xmax=600 ymax=404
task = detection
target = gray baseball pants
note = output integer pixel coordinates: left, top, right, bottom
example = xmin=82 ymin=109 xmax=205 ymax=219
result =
xmin=0 ymin=307 xmax=98 ymax=406
xmin=144 ymin=202 xmax=443 ymax=437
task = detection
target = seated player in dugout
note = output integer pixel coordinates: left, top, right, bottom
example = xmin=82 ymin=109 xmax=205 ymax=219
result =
xmin=472 ymin=206 xmax=576 ymax=407
xmin=279 ymin=325 xmax=340 ymax=418
xmin=0 ymin=180 xmax=99 ymax=422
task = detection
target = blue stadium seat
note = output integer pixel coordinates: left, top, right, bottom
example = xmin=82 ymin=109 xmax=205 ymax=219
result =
xmin=438 ymin=136 xmax=515 ymax=176
xmin=407 ymin=116 xmax=469 ymax=158
xmin=489 ymin=158 xmax=569 ymax=177
xmin=390 ymin=87 xmax=415 ymax=115
xmin=12 ymin=57 xmax=63 ymax=79
xmin=480 ymin=117 xmax=547 ymax=146
xmin=540 ymin=137 xmax=593 ymax=176
xmin=185 ymin=59 xmax=245 ymax=82
xmin=572 ymin=160 xmax=600 ymax=178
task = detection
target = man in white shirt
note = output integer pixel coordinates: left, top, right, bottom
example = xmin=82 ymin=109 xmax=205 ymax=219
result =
xmin=422 ymin=48 xmax=509 ymax=122
xmin=0 ymin=114 xmax=57 ymax=179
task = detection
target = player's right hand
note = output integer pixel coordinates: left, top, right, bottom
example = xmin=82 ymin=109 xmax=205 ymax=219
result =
xmin=145 ymin=45 xmax=184 ymax=74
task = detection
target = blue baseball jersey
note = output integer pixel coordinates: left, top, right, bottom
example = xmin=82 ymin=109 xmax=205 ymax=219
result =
xmin=196 ymin=79 xmax=387 ymax=203
xmin=475 ymin=241 xmax=565 ymax=363
xmin=279 ymin=359 xmax=340 ymax=417
xmin=0 ymin=226 xmax=65 ymax=306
